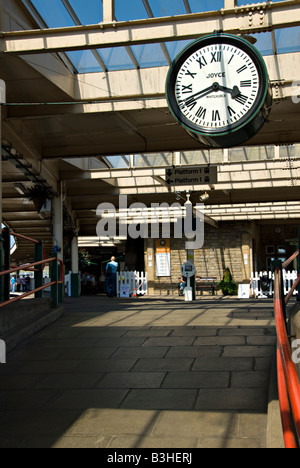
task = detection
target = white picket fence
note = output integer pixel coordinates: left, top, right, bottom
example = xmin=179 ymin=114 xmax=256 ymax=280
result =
xmin=251 ymin=270 xmax=298 ymax=297
xmin=117 ymin=271 xmax=148 ymax=297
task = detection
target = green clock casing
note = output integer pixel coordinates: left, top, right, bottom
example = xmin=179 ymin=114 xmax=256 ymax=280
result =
xmin=166 ymin=33 xmax=272 ymax=148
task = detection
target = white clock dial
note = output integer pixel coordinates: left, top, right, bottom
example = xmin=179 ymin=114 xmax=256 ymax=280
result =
xmin=174 ymin=43 xmax=260 ymax=132
xmin=166 ymin=33 xmax=272 ymax=148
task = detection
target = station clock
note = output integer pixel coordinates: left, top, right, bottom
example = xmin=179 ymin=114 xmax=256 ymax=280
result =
xmin=166 ymin=33 xmax=272 ymax=148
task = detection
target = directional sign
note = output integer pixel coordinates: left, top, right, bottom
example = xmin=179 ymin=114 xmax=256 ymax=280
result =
xmin=165 ymin=166 xmax=217 ymax=187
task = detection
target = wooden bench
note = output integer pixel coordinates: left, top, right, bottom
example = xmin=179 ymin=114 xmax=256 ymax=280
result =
xmin=195 ymin=277 xmax=218 ymax=296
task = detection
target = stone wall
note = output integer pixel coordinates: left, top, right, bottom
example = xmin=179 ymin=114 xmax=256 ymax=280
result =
xmin=145 ymin=221 xmax=256 ymax=296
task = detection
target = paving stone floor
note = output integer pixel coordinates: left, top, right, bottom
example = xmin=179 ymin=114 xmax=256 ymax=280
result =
xmin=0 ymin=296 xmax=277 ymax=448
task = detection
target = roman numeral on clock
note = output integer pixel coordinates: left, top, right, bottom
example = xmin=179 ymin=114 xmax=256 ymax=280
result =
xmin=237 ymin=65 xmax=247 ymax=74
xmin=227 ymin=106 xmax=236 ymax=117
xmin=235 ymin=94 xmax=248 ymax=105
xmin=211 ymin=51 xmax=222 ymax=63
xmin=182 ymin=84 xmax=193 ymax=94
xmin=185 ymin=97 xmax=197 ymax=110
xmin=185 ymin=70 xmax=197 ymax=79
xmin=212 ymin=110 xmax=221 ymax=121
xmin=228 ymin=54 xmax=235 ymax=65
xmin=196 ymin=56 xmax=207 ymax=69
xmin=195 ymin=106 xmax=207 ymax=119
xmin=240 ymin=80 xmax=252 ymax=87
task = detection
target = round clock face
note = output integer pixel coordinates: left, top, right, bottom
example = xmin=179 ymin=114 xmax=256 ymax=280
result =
xmin=166 ymin=34 xmax=271 ymax=146
xmin=176 ymin=43 xmax=260 ymax=132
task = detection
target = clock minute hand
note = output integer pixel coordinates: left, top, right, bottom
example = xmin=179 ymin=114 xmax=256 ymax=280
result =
xmin=180 ymin=84 xmax=215 ymax=104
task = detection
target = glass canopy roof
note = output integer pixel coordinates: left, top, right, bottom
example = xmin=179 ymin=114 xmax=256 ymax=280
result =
xmin=24 ymin=0 xmax=299 ymax=74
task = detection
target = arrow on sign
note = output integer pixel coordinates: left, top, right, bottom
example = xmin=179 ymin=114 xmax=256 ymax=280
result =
xmin=165 ymin=165 xmax=218 ymax=187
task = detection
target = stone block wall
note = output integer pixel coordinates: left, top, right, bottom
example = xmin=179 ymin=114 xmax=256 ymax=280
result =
xmin=145 ymin=221 xmax=255 ymax=296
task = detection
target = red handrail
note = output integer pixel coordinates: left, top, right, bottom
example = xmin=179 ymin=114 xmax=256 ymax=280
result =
xmin=0 ymin=282 xmax=56 ymax=309
xmin=0 ymin=257 xmax=56 ymax=277
xmin=274 ymin=263 xmax=300 ymax=448
xmin=285 ymin=274 xmax=300 ymax=305
xmin=1 ymin=228 xmax=65 ymax=310
xmin=277 ymin=347 xmax=298 ymax=448
xmin=0 ymin=257 xmax=64 ymax=309
xmin=283 ymin=250 xmax=299 ymax=270
xmin=9 ymin=231 xmax=41 ymax=245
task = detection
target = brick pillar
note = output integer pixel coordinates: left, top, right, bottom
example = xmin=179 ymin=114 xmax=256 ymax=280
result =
xmin=145 ymin=238 xmax=155 ymax=295
xmin=241 ymin=232 xmax=251 ymax=282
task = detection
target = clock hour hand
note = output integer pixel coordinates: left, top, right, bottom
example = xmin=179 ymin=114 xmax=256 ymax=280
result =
xmin=231 ymin=86 xmax=241 ymax=99
xmin=218 ymin=84 xmax=241 ymax=99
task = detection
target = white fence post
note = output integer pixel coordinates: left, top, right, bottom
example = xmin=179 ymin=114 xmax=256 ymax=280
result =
xmin=116 ymin=272 xmax=120 ymax=297
xmin=0 ymin=340 xmax=6 ymax=364
xmin=117 ymin=271 xmax=148 ymax=297
xmin=251 ymin=270 xmax=298 ymax=298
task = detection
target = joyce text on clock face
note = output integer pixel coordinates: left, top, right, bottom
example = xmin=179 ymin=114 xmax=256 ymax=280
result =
xmin=174 ymin=43 xmax=260 ymax=133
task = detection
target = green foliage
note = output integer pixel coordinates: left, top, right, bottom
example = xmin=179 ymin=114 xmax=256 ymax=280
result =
xmin=79 ymin=249 xmax=92 ymax=269
xmin=218 ymin=268 xmax=238 ymax=296
xmin=223 ymin=267 xmax=232 ymax=282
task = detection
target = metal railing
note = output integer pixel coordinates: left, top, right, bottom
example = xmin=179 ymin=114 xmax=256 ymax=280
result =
xmin=0 ymin=228 xmax=64 ymax=309
xmin=274 ymin=250 xmax=300 ymax=448
xmin=251 ymin=270 xmax=299 ymax=298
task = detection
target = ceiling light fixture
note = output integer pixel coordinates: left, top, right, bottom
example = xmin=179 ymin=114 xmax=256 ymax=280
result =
xmin=199 ymin=192 xmax=210 ymax=202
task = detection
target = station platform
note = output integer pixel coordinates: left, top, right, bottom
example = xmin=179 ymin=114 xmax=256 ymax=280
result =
xmin=0 ymin=296 xmax=280 ymax=448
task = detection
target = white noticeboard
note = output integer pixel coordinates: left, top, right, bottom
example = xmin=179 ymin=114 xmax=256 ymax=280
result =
xmin=156 ymin=252 xmax=171 ymax=277
xmin=120 ymin=284 xmax=130 ymax=298
xmin=238 ymin=284 xmax=250 ymax=299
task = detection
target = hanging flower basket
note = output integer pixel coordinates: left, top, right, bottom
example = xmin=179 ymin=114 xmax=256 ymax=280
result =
xmin=27 ymin=184 xmax=52 ymax=213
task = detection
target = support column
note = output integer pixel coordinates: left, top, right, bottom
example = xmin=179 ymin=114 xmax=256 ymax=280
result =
xmin=0 ymin=77 xmax=6 ymax=303
xmin=103 ymin=0 xmax=115 ymax=22
xmin=297 ymin=226 xmax=300 ymax=302
xmin=224 ymin=0 xmax=237 ymax=8
xmin=71 ymin=235 xmax=80 ymax=298
xmin=52 ymin=185 xmax=64 ymax=303
xmin=241 ymin=232 xmax=251 ymax=282
xmin=3 ymin=227 xmax=10 ymax=301
xmin=51 ymin=252 xmax=59 ymax=308
xmin=187 ymin=249 xmax=196 ymax=300
xmin=53 ymin=191 xmax=63 ymax=261
xmin=34 ymin=241 xmax=43 ymax=299
xmin=145 ymin=238 xmax=155 ymax=295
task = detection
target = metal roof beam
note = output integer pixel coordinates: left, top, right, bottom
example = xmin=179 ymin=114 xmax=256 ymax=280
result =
xmin=103 ymin=0 xmax=115 ymax=23
xmin=61 ymin=0 xmax=108 ymax=72
xmin=20 ymin=0 xmax=78 ymax=74
xmin=183 ymin=0 xmax=192 ymax=14
xmin=4 ymin=1 xmax=300 ymax=55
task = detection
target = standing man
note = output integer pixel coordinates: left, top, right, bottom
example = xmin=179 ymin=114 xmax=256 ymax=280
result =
xmin=16 ymin=275 xmax=21 ymax=293
xmin=21 ymin=276 xmax=26 ymax=292
xmin=105 ymin=256 xmax=118 ymax=298
xmin=11 ymin=275 xmax=17 ymax=293
xmin=25 ymin=274 xmax=31 ymax=293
